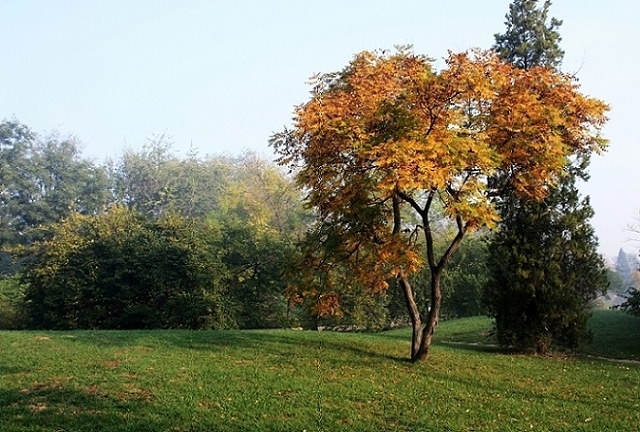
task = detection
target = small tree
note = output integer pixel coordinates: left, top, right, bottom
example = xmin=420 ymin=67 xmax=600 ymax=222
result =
xmin=619 ymin=224 xmax=640 ymax=317
xmin=272 ymin=47 xmax=608 ymax=361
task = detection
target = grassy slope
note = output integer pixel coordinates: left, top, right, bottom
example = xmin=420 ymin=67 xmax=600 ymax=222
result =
xmin=0 ymin=311 xmax=638 ymax=431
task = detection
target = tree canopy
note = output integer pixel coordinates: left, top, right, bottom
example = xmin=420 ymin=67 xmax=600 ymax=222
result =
xmin=272 ymin=47 xmax=608 ymax=361
xmin=0 ymin=120 xmax=110 ymax=250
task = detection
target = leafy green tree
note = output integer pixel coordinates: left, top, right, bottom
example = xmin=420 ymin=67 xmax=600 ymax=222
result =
xmin=113 ymin=143 xmax=310 ymax=329
xmin=0 ymin=275 xmax=26 ymax=329
xmin=18 ymin=206 xmax=231 ymax=330
xmin=487 ymin=0 xmax=608 ymax=354
xmin=0 ymin=120 xmax=37 ymax=250
xmin=0 ymin=119 xmax=111 ymax=250
xmin=211 ymin=153 xmax=308 ymax=329
xmin=441 ymin=232 xmax=490 ymax=319
xmin=112 ymin=136 xmax=230 ymax=218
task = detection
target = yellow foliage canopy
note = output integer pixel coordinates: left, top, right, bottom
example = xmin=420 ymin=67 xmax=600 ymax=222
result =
xmin=272 ymin=48 xmax=608 ymax=313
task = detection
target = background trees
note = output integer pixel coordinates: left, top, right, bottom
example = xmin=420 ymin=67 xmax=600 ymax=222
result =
xmin=272 ymin=47 xmax=608 ymax=361
xmin=111 ymin=136 xmax=227 ymax=218
xmin=485 ymin=0 xmax=609 ymax=354
xmin=441 ymin=232 xmax=490 ymax=319
xmin=211 ymin=153 xmax=308 ymax=329
xmin=617 ymin=222 xmax=640 ymax=316
xmin=0 ymin=120 xmax=110 ymax=257
xmin=1 ymin=120 xmax=306 ymax=330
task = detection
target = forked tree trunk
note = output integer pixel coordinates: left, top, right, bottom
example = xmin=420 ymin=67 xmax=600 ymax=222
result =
xmin=398 ymin=271 xmax=422 ymax=358
xmin=393 ymin=192 xmax=466 ymax=362
xmin=399 ymin=268 xmax=444 ymax=362
xmin=413 ymin=270 xmax=443 ymax=361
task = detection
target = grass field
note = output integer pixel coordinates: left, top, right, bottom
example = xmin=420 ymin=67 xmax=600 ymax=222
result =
xmin=1 ymin=310 xmax=639 ymax=431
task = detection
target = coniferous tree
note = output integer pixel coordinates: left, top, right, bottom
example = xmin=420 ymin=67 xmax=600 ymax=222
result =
xmin=493 ymin=0 xmax=564 ymax=71
xmin=614 ymin=248 xmax=639 ymax=292
xmin=486 ymin=0 xmax=608 ymax=354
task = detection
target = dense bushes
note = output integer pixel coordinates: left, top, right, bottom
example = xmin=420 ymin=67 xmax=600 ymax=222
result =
xmin=0 ymin=275 xmax=25 ymax=329
xmin=18 ymin=206 xmax=232 ymax=330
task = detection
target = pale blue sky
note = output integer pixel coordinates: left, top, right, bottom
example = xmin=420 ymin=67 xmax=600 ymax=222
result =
xmin=1 ymin=0 xmax=639 ymax=259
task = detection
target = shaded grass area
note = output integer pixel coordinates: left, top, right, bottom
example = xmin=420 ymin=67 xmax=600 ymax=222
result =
xmin=0 ymin=313 xmax=638 ymax=431
xmin=584 ymin=309 xmax=640 ymax=360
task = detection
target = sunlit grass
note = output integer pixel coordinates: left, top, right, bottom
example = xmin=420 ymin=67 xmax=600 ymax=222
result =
xmin=0 ymin=312 xmax=639 ymax=431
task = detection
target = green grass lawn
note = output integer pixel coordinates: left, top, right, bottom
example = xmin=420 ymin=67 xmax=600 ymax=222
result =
xmin=1 ymin=311 xmax=639 ymax=431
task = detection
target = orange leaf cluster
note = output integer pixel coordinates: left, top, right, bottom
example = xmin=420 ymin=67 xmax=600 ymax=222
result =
xmin=272 ymin=48 xmax=608 ymax=309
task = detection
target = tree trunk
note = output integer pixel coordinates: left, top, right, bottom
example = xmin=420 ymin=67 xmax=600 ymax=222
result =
xmin=414 ymin=269 xmax=443 ymax=361
xmin=398 ymin=271 xmax=422 ymax=359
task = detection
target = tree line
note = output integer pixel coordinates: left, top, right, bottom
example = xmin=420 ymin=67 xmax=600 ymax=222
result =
xmin=0 ymin=122 xmax=492 ymax=330
xmin=1 ymin=0 xmax=637 ymax=362
xmin=0 ymin=128 xmax=306 ymax=330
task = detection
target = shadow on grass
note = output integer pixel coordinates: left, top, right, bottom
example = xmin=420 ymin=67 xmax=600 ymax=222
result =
xmin=0 ymin=365 xmax=23 ymax=376
xmin=0 ymin=386 xmax=167 ymax=432
xmin=0 ymin=384 xmax=315 ymax=432
xmin=370 ymin=328 xmax=412 ymax=342
xmin=433 ymin=340 xmax=505 ymax=355
xmin=52 ymin=329 xmax=412 ymax=365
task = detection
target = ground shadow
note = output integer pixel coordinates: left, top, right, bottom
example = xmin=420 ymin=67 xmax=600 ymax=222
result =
xmin=0 ymin=386 xmax=167 ymax=432
xmin=0 ymin=384 xmax=329 ymax=432
xmin=43 ymin=328 xmax=412 ymax=366
xmin=433 ymin=340 xmax=505 ymax=355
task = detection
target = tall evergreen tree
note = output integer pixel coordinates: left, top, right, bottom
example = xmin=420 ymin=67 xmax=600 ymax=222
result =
xmin=493 ymin=0 xmax=564 ymax=71
xmin=614 ymin=248 xmax=639 ymax=291
xmin=486 ymin=0 xmax=608 ymax=354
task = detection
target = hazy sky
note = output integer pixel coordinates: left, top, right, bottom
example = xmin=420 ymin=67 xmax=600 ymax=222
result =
xmin=1 ymin=0 xmax=639 ymax=260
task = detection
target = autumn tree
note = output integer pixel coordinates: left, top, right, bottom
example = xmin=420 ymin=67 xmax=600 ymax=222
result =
xmin=271 ymin=47 xmax=608 ymax=361
xmin=486 ymin=0 xmax=608 ymax=354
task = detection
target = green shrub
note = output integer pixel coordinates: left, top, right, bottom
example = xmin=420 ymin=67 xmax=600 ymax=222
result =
xmin=0 ymin=275 xmax=26 ymax=329
xmin=18 ymin=206 xmax=233 ymax=330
